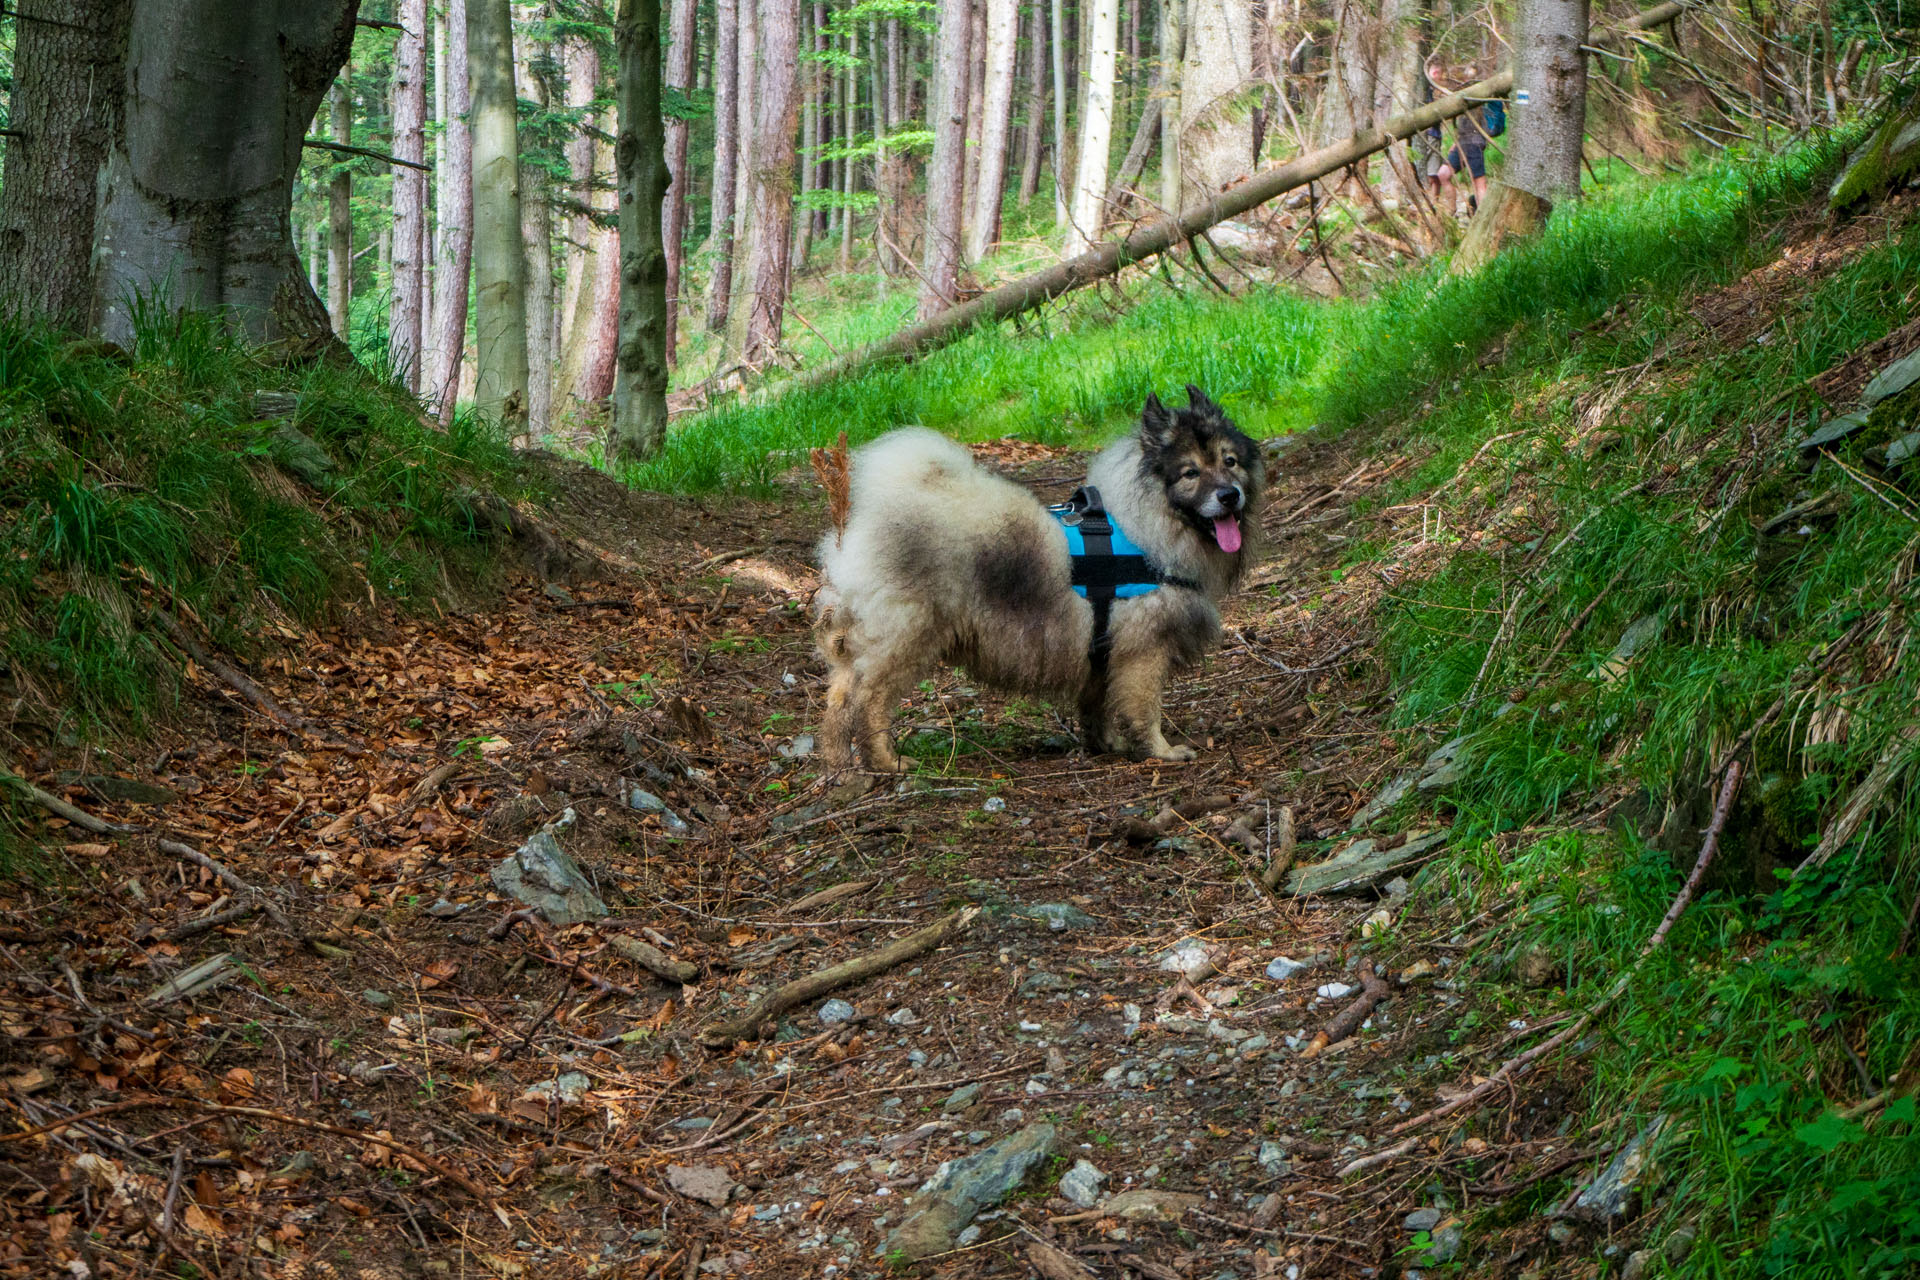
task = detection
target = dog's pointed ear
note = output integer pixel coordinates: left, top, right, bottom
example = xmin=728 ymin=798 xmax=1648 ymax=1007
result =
xmin=1140 ymin=392 xmax=1177 ymax=446
xmin=1185 ymin=384 xmax=1222 ymax=417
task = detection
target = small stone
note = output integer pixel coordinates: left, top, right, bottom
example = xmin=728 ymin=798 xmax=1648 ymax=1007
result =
xmin=1019 ymin=971 xmax=1072 ymax=997
xmin=887 ymin=1007 xmax=919 ymax=1026
xmin=983 ymin=796 xmax=1007 ymax=813
xmin=1517 ymin=945 xmax=1556 ymax=987
xmin=1620 ymin=1250 xmax=1653 ymax=1280
xmin=1156 ymin=938 xmax=1218 ymax=982
xmin=967 ymin=1130 xmax=989 ymax=1144
xmin=1240 ymin=1034 xmax=1270 ymax=1053
xmin=819 ymin=999 xmax=857 ymax=1025
xmin=361 ymin=989 xmax=394 ymax=1010
xmin=1399 ymin=960 xmax=1436 ymax=984
xmin=956 ymin=1224 xmax=982 ymax=1246
xmin=666 ymin=1163 xmax=737 ymax=1208
xmin=832 ymin=1160 xmax=862 ymax=1174
xmin=490 ymin=809 xmax=607 ymax=927
xmin=1058 ymin=1159 xmax=1106 ymax=1208
xmin=1382 ymin=876 xmax=1410 ymax=900
xmin=425 ymin=898 xmax=467 ymax=918
xmin=1361 ymin=908 xmax=1395 ymax=938
xmin=1664 ymin=1224 xmax=1698 ymax=1264
xmin=943 ymin=1083 xmax=984 ymax=1113
xmin=1012 ymin=902 xmax=1095 ymax=931
xmin=1315 ymin=982 xmax=1355 ymax=1000
xmin=520 ymin=1072 xmax=592 ymax=1106
xmin=1547 ymin=1222 xmax=1577 ymax=1246
xmin=1403 ymin=1207 xmax=1443 ymax=1232
xmin=1427 ymin=1220 xmax=1463 ymax=1264
xmin=1265 ymin=956 xmax=1309 ymax=981
xmin=1257 ymin=1141 xmax=1288 ymax=1174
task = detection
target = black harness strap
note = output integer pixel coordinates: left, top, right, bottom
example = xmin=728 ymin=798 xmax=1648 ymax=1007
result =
xmin=1062 ymin=486 xmax=1201 ymax=676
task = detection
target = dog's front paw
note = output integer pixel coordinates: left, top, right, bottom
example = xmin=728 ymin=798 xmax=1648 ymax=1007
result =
xmin=1143 ymin=743 xmax=1196 ymax=762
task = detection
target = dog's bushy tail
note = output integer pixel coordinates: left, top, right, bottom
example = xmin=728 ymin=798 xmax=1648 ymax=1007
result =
xmin=810 ymin=431 xmax=851 ymax=543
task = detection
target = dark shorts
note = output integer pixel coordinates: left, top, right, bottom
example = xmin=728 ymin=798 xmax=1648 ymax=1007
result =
xmin=1445 ymin=143 xmax=1487 ymax=179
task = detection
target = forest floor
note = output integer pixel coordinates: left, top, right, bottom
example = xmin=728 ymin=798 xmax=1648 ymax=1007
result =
xmin=0 ymin=422 xmax=1560 ymax=1280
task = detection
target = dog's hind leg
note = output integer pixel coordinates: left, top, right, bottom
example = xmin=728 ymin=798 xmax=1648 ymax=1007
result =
xmin=1107 ymin=651 xmax=1194 ymax=762
xmin=820 ymin=665 xmax=859 ymax=768
xmin=850 ymin=641 xmax=927 ymax=773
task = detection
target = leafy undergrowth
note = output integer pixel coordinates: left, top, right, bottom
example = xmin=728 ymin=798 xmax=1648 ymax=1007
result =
xmin=1348 ymin=161 xmax=1920 ymax=1274
xmin=0 ymin=308 xmax=517 ymax=754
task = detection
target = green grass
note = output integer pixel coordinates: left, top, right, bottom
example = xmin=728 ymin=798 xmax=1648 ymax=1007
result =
xmin=0 ymin=305 xmax=517 ymax=741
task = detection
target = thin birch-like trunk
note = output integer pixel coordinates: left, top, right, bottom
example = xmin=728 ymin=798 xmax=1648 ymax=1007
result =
xmin=468 ymin=0 xmax=530 ymax=434
xmin=1065 ymin=0 xmax=1117 ymax=256
xmin=967 ymin=0 xmax=1020 ymax=262
xmin=1019 ymin=1 xmax=1048 ymax=206
xmin=1050 ymin=0 xmax=1069 ymax=226
xmin=919 ymin=0 xmax=972 ymax=318
xmin=327 ymin=76 xmax=353 ymax=337
xmin=663 ymin=0 xmax=697 ymax=359
xmin=703 ymin=0 xmax=739 ymax=331
xmin=391 ymin=0 xmax=428 ymax=391
xmin=433 ymin=0 xmax=474 ymax=424
xmin=741 ymin=0 xmax=803 ymax=365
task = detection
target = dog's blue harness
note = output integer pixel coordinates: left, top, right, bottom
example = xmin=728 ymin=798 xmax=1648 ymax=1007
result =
xmin=1049 ymin=486 xmax=1200 ymax=675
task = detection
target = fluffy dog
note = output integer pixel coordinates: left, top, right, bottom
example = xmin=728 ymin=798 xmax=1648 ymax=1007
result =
xmin=813 ymin=387 xmax=1261 ymax=769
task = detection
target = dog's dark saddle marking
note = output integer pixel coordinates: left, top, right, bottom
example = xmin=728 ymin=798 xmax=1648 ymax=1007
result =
xmin=1051 ymin=485 xmax=1201 ymax=674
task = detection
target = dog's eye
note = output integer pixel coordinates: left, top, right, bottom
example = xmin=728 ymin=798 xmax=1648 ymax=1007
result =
xmin=1223 ymin=456 xmax=1239 ymax=469
xmin=1181 ymin=466 xmax=1200 ymax=480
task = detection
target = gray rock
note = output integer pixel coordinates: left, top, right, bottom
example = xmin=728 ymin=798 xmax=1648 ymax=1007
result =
xmin=1598 ymin=614 xmax=1665 ymax=681
xmin=887 ymin=1007 xmax=919 ymax=1026
xmin=1571 ymin=1115 xmax=1668 ymax=1223
xmin=360 ymin=989 xmax=394 ymax=1010
xmin=490 ymin=809 xmax=606 ymax=927
xmin=1547 ymin=1222 xmax=1577 ymax=1246
xmin=1257 ymin=1141 xmax=1288 ymax=1174
xmin=1058 ymin=1158 xmax=1105 ymax=1207
xmin=1415 ymin=736 xmax=1469 ymax=792
xmin=1009 ymin=902 xmax=1096 ymax=931
xmin=1019 ymin=971 xmax=1073 ymax=997
xmin=426 ymin=897 xmax=467 ymax=918
xmin=941 ymin=1083 xmax=984 ymax=1113
xmin=520 ymin=1072 xmax=592 ymax=1106
xmin=627 ymin=788 xmax=690 ymax=834
xmin=1265 ymin=956 xmax=1310 ymax=981
xmin=666 ymin=1163 xmax=737 ymax=1208
xmin=1288 ymin=829 xmax=1449 ymax=897
xmin=1350 ymin=771 xmax=1416 ymax=829
xmin=1866 ymin=347 xmax=1920 ymax=406
xmin=1664 ymin=1224 xmax=1698 ymax=1264
xmin=1156 ymin=937 xmax=1218 ymax=981
xmin=1867 ymin=430 xmax=1920 ymax=473
xmin=1426 ymin=1221 xmax=1463 ymax=1264
xmin=879 ymin=1122 xmax=1057 ymax=1261
xmin=819 ymin=998 xmax=857 ymax=1025
xmin=269 ymin=422 xmax=337 ymax=489
xmin=1621 ymin=1249 xmax=1654 ymax=1280
xmin=1403 ymin=1207 xmax=1443 ymax=1232
xmin=1798 ymin=410 xmax=1873 ymax=453
xmin=775 ymin=734 xmax=815 ymax=760
xmin=1103 ymin=1188 xmax=1203 ymax=1223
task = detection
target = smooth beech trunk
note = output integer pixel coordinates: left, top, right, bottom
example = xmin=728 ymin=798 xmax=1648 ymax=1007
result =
xmin=1160 ymin=0 xmax=1184 ymax=215
xmin=0 ymin=0 xmax=129 ymax=330
xmin=722 ymin=0 xmax=758 ymax=350
xmin=704 ymin=0 xmax=739 ymax=331
xmin=966 ymin=0 xmax=1019 ymax=262
xmin=919 ymin=0 xmax=972 ymax=319
xmin=1018 ymin=1 xmax=1048 ymax=206
xmin=740 ymin=0 xmax=802 ymax=365
xmin=1178 ymin=0 xmax=1252 ymax=209
xmin=663 ymin=0 xmax=697 ymax=360
xmin=558 ymin=36 xmax=600 ymax=344
xmin=612 ymin=0 xmax=671 ymax=459
xmin=92 ymin=2 xmax=354 ymax=347
xmin=517 ymin=10 xmax=554 ymax=439
xmin=327 ymin=77 xmax=354 ymax=337
xmin=1050 ymin=0 xmax=1069 ymax=226
xmin=468 ymin=0 xmax=530 ymax=433
xmin=391 ymin=0 xmax=428 ymax=391
xmin=433 ymin=0 xmax=474 ymax=424
xmin=1065 ymin=0 xmax=1117 ymax=257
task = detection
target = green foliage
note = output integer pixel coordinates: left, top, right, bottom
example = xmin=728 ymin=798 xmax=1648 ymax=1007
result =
xmin=0 ymin=308 xmax=516 ymax=738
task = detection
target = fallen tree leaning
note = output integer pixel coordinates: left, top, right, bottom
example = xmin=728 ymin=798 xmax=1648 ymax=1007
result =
xmin=793 ymin=0 xmax=1687 ymax=392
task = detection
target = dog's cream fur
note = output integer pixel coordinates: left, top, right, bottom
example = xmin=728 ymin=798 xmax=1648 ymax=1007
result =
xmin=814 ymin=394 xmax=1260 ymax=770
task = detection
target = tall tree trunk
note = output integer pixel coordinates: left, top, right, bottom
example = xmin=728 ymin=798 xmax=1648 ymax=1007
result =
xmin=517 ymin=5 xmax=555 ymax=440
xmin=1019 ymin=1 xmax=1048 ymax=206
xmin=664 ymin=0 xmax=697 ymax=360
xmin=965 ymin=0 xmax=988 ymax=211
xmin=0 ymin=0 xmax=129 ymax=330
xmin=869 ymin=16 xmax=884 ymax=261
xmin=468 ymin=0 xmax=530 ymax=433
xmin=576 ymin=230 xmax=621 ymax=400
xmin=92 ymin=2 xmax=355 ymax=347
xmin=612 ymin=0 xmax=671 ymax=458
xmin=920 ymin=0 xmax=972 ymax=318
xmin=967 ymin=0 xmax=1020 ymax=261
xmin=877 ymin=15 xmax=908 ymax=274
xmin=558 ymin=36 xmax=600 ymax=344
xmin=1178 ymin=0 xmax=1252 ymax=209
xmin=1505 ymin=0 xmax=1589 ymax=204
xmin=796 ymin=2 xmax=819 ymax=269
xmin=433 ymin=0 xmax=474 ymax=424
xmin=307 ymin=221 xmax=324 ymax=292
xmin=1050 ymin=0 xmax=1069 ymax=226
xmin=1160 ymin=0 xmax=1184 ymax=215
xmin=704 ymin=0 xmax=739 ymax=331
xmin=328 ymin=77 xmax=354 ymax=338
xmin=838 ymin=22 xmax=857 ymax=269
xmin=1065 ymin=0 xmax=1117 ymax=255
xmin=557 ymin=128 xmax=619 ymax=404
xmin=391 ymin=0 xmax=428 ymax=391
xmin=723 ymin=0 xmax=758 ymax=351
xmin=741 ymin=0 xmax=802 ymax=365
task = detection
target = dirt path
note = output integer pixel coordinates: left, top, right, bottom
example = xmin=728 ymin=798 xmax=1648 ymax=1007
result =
xmin=0 ymin=432 xmax=1525 ymax=1280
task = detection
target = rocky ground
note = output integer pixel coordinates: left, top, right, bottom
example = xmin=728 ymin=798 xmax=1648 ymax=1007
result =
xmin=0 ymin=427 xmax=1665 ymax=1280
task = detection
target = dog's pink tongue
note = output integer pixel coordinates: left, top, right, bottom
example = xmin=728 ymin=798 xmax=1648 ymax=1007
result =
xmin=1213 ymin=515 xmax=1243 ymax=553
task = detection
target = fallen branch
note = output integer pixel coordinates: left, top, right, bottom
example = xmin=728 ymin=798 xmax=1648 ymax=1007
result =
xmin=147 ymin=609 xmax=307 ymax=731
xmin=158 ymin=838 xmax=295 ymax=934
xmin=1337 ymin=1136 xmax=1422 ymax=1179
xmin=607 ymin=933 xmax=700 ymax=985
xmin=0 ymin=760 xmax=138 ymax=835
xmin=786 ymin=878 xmax=877 ymax=913
xmin=1259 ymin=805 xmax=1298 ymax=892
xmin=1026 ymin=1241 xmax=1096 ymax=1279
xmin=698 ymin=907 xmax=979 ymax=1047
xmin=164 ymin=900 xmax=259 ymax=941
xmin=1302 ymin=963 xmax=1391 ymax=1058
xmin=1392 ymin=760 xmax=1743 ymax=1136
xmin=1796 ymin=724 xmax=1919 ymax=876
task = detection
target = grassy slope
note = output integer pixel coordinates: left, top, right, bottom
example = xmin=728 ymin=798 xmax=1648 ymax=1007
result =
xmin=660 ymin=136 xmax=1919 ymax=1275
xmin=0 ymin=307 xmax=516 ymax=745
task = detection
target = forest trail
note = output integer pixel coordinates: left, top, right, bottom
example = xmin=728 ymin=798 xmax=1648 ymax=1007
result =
xmin=0 ymin=427 xmax=1508 ymax=1279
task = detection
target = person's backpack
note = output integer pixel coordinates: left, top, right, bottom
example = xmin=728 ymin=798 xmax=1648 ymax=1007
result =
xmin=1482 ymin=98 xmax=1507 ymax=138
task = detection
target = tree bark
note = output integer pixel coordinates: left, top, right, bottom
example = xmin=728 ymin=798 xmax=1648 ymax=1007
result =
xmin=1504 ymin=0 xmax=1590 ymax=204
xmin=741 ymin=0 xmax=802 ymax=365
xmin=965 ymin=0 xmax=988 ymax=213
xmin=327 ymin=76 xmax=354 ymax=337
xmin=1178 ymin=0 xmax=1252 ymax=208
xmin=391 ymin=0 xmax=429 ymax=391
xmin=0 ymin=0 xmax=130 ymax=331
xmin=967 ymin=0 xmax=1020 ymax=261
xmin=1050 ymin=0 xmax=1069 ymax=226
xmin=795 ymin=2 xmax=819 ymax=270
xmin=92 ymin=2 xmax=355 ymax=348
xmin=1018 ymin=1 xmax=1048 ymax=206
xmin=704 ymin=0 xmax=739 ymax=331
xmin=1450 ymin=179 xmax=1552 ymax=273
xmin=722 ymin=0 xmax=758 ymax=351
xmin=558 ymin=36 xmax=600 ymax=344
xmin=663 ymin=0 xmax=697 ymax=361
xmin=468 ymin=0 xmax=530 ymax=433
xmin=1065 ymin=0 xmax=1117 ymax=256
xmin=1105 ymin=52 xmax=1165 ymax=208
xmin=1158 ymin=0 xmax=1184 ymax=216
xmin=919 ymin=0 xmax=972 ymax=319
xmin=432 ymin=0 xmax=474 ymax=424
xmin=839 ymin=21 xmax=858 ymax=269
xmin=517 ymin=4 xmax=554 ymax=439
xmin=877 ymin=15 xmax=909 ymax=275
xmin=612 ymin=0 xmax=671 ymax=459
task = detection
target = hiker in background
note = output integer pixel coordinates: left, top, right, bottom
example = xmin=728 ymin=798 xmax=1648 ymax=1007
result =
xmin=1427 ymin=61 xmax=1507 ymax=218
